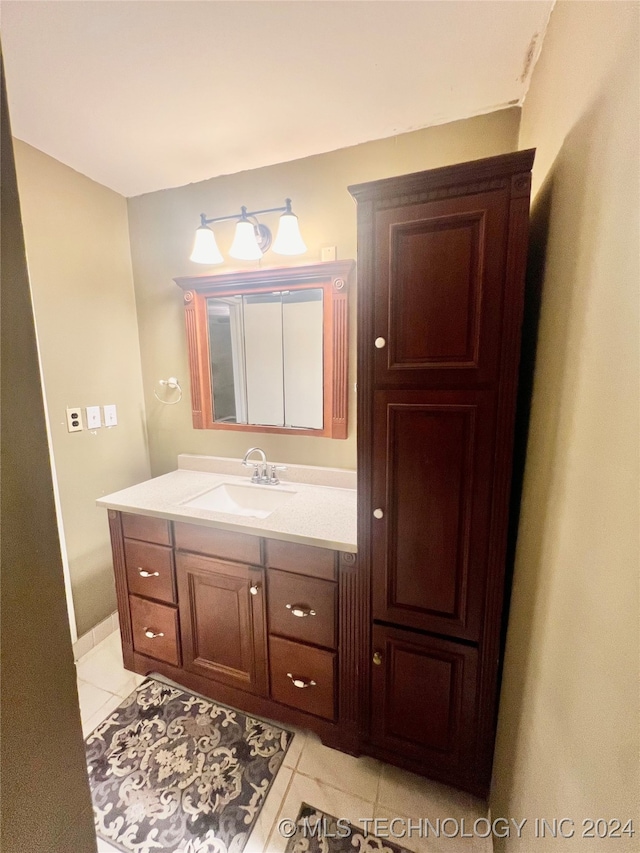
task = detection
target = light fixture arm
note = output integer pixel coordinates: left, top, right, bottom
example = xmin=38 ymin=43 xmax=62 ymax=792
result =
xmin=199 ymin=199 xmax=292 ymax=228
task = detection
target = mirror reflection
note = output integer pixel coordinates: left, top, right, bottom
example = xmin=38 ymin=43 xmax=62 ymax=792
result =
xmin=207 ymin=289 xmax=324 ymax=429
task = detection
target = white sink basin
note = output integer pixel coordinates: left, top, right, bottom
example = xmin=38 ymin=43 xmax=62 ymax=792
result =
xmin=181 ymin=482 xmax=297 ymax=519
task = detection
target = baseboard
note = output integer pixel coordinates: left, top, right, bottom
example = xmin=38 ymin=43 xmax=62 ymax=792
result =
xmin=72 ymin=611 xmax=119 ymax=661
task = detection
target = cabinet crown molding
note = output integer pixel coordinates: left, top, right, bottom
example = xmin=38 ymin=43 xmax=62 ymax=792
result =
xmin=347 ymin=149 xmax=535 ymax=202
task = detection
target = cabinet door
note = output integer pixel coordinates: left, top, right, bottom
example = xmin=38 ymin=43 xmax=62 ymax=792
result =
xmin=373 ymin=189 xmax=509 ymax=388
xmin=370 ymin=625 xmax=478 ymax=784
xmin=371 ymin=389 xmax=496 ymax=641
xmin=176 ymin=552 xmax=268 ymax=695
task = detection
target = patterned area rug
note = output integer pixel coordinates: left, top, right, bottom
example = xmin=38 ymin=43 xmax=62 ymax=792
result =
xmin=85 ymin=678 xmax=292 ymax=853
xmin=284 ymin=804 xmax=412 ymax=853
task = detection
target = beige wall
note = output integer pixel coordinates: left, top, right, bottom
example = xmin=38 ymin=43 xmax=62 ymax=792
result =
xmin=492 ymin=3 xmax=639 ymax=849
xmin=14 ymin=141 xmax=150 ymax=636
xmin=2 ymin=75 xmax=97 ymax=853
xmin=127 ymin=108 xmax=520 ymax=476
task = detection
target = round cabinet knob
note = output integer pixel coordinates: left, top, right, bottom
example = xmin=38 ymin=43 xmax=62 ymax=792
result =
xmin=373 ymin=651 xmax=383 ymax=666
xmin=374 ymin=337 xmax=386 ymax=349
xmin=373 ymin=508 xmax=384 ymax=519
xmin=249 ymin=584 xmax=260 ymax=596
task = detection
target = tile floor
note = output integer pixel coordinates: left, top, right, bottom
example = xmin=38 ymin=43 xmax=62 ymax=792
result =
xmin=77 ymin=630 xmax=491 ymax=853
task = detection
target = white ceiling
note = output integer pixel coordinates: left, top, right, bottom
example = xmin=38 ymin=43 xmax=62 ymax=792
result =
xmin=1 ymin=1 xmax=553 ymax=198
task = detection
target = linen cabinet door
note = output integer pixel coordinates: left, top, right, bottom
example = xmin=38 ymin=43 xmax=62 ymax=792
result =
xmin=370 ymin=625 xmax=478 ymax=788
xmin=176 ymin=552 xmax=268 ymax=696
xmin=371 ymin=389 xmax=496 ymax=641
xmin=372 ymin=188 xmax=510 ymax=389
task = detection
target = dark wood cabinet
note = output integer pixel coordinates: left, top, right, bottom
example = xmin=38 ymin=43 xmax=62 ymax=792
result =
xmin=107 ymin=509 xmax=361 ymax=756
xmin=350 ymin=149 xmax=534 ymax=796
xmin=371 ymin=389 xmax=496 ymax=641
xmin=370 ymin=625 xmax=478 ymax=785
xmin=176 ymin=552 xmax=268 ymax=696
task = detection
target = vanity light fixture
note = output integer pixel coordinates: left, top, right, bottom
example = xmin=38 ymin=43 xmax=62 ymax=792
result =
xmin=190 ymin=199 xmax=307 ymax=264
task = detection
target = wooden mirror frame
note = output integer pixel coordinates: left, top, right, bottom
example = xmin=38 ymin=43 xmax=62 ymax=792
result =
xmin=174 ymin=260 xmax=354 ymax=438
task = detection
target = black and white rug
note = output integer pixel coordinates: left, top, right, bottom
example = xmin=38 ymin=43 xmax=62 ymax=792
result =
xmin=85 ymin=678 xmax=292 ymax=853
xmin=284 ymin=804 xmax=412 ymax=853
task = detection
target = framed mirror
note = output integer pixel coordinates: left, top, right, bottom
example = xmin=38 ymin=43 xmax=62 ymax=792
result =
xmin=174 ymin=260 xmax=354 ymax=438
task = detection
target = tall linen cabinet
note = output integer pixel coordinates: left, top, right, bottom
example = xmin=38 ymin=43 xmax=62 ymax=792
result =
xmin=349 ymin=150 xmax=534 ymax=796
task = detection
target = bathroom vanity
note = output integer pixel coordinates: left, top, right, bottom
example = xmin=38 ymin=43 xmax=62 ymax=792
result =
xmin=98 ymin=457 xmax=361 ymax=754
xmin=102 ymin=149 xmax=535 ymax=799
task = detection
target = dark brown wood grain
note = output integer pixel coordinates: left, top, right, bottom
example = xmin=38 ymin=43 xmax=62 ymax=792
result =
xmin=264 ymin=538 xmax=336 ymax=581
xmin=267 ymin=569 xmax=337 ymax=650
xmin=176 ymin=552 xmax=268 ymax=696
xmin=121 ymin=512 xmax=172 ymax=546
xmin=371 ymin=389 xmax=497 ymax=641
xmin=108 ymin=510 xmax=132 ymax=648
xmin=370 ymin=625 xmax=478 ymax=778
xmin=269 ymin=635 xmax=336 ymax=721
xmin=129 ymin=595 xmax=180 ymax=666
xmin=124 ymin=539 xmax=176 ymax=604
xmin=174 ymin=521 xmax=262 ymax=565
xmin=349 ymin=148 xmax=534 ymax=796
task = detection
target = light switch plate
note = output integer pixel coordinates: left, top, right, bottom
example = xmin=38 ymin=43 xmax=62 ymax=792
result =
xmin=103 ymin=404 xmax=118 ymax=427
xmin=86 ymin=406 xmax=101 ymax=429
xmin=66 ymin=407 xmax=83 ymax=432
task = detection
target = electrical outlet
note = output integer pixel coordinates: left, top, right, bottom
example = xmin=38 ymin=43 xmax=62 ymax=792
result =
xmin=321 ymin=246 xmax=337 ymax=262
xmin=103 ymin=404 xmax=118 ymax=427
xmin=66 ymin=407 xmax=83 ymax=432
xmin=86 ymin=406 xmax=101 ymax=429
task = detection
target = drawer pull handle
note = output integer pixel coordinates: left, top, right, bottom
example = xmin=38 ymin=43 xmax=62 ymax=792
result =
xmin=138 ymin=569 xmax=160 ymax=578
xmin=286 ymin=604 xmax=317 ymax=618
xmin=286 ymin=673 xmax=316 ymax=689
xmin=374 ymin=337 xmax=386 ymax=349
xmin=249 ymin=583 xmax=260 ymax=596
xmin=143 ymin=628 xmax=164 ymax=639
xmin=373 ymin=508 xmax=384 ymax=519
xmin=373 ymin=651 xmax=383 ymax=666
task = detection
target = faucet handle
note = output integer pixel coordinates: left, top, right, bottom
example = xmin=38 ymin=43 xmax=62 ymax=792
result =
xmin=268 ymin=464 xmax=287 ymax=484
xmin=250 ymin=464 xmax=262 ymax=483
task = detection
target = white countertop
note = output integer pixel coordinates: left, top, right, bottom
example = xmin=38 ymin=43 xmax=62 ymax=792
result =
xmin=97 ymin=465 xmax=357 ymax=553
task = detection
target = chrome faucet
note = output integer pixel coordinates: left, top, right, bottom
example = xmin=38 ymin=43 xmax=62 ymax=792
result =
xmin=241 ymin=447 xmax=287 ymax=485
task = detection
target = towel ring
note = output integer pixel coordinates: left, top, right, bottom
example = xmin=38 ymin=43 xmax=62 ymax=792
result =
xmin=154 ymin=377 xmax=183 ymax=405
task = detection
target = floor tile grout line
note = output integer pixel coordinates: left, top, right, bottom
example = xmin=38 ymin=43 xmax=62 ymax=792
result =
xmin=263 ymin=764 xmax=298 ymax=852
xmin=292 ymin=765 xmax=378 ymax=805
xmin=292 ymin=733 xmax=306 ymax=770
xmin=373 ymin=763 xmax=383 ymax=809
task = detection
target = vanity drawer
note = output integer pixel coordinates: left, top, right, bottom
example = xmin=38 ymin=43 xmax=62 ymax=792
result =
xmin=130 ymin=595 xmax=180 ymax=666
xmin=174 ymin=521 xmax=262 ymax=566
xmin=268 ymin=569 xmax=337 ymax=649
xmin=124 ymin=539 xmax=175 ymax=603
xmin=121 ymin=512 xmax=171 ymax=546
xmin=265 ymin=539 xmax=336 ymax=581
xmin=269 ymin=635 xmax=336 ymax=721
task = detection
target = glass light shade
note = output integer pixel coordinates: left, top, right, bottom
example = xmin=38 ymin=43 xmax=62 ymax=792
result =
xmin=229 ymin=220 xmax=263 ymax=260
xmin=190 ymin=226 xmax=224 ymax=264
xmin=272 ymin=212 xmax=307 ymax=255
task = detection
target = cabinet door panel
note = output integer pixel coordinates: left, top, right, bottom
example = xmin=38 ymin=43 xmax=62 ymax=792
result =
xmin=370 ymin=625 xmax=477 ymax=778
xmin=373 ymin=190 xmax=509 ymax=387
xmin=176 ymin=553 xmax=267 ymax=695
xmin=372 ymin=390 xmax=495 ymax=640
